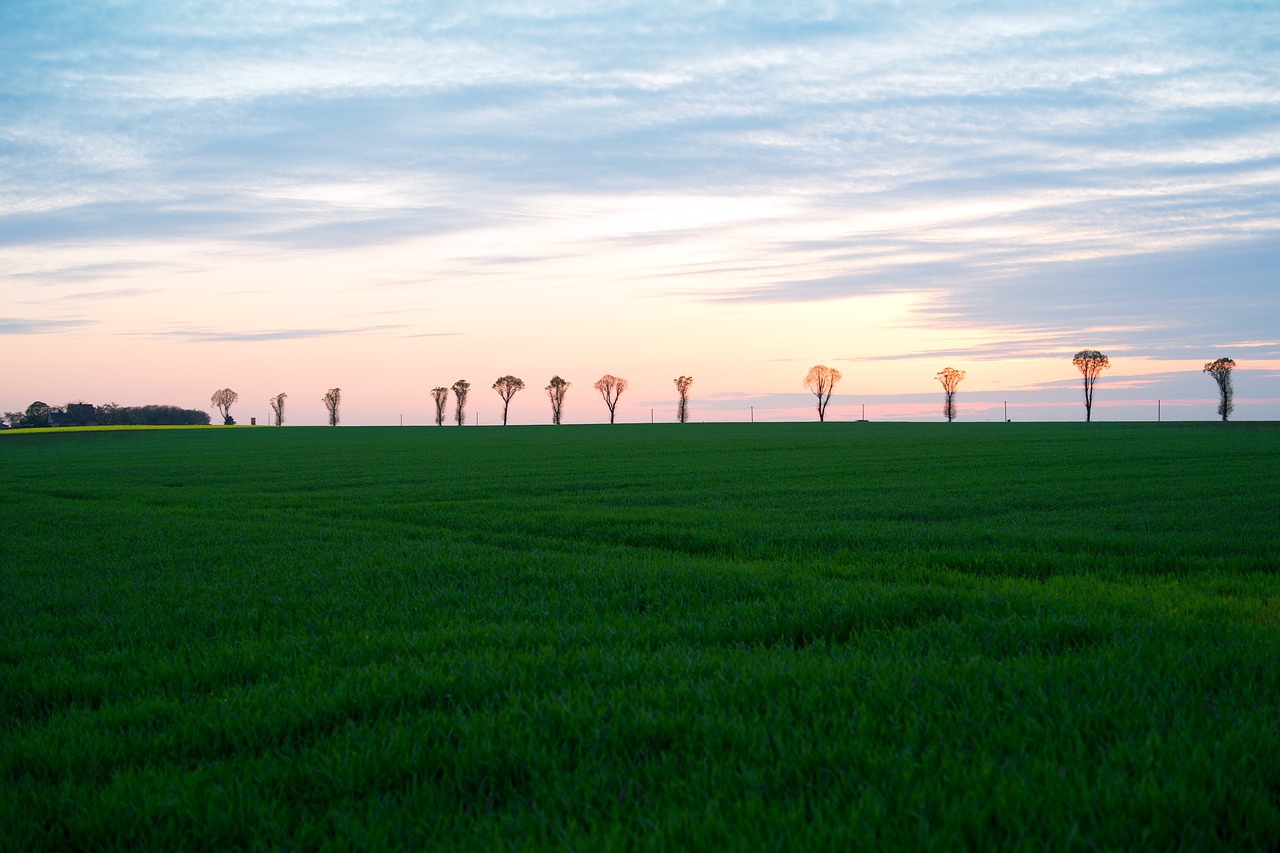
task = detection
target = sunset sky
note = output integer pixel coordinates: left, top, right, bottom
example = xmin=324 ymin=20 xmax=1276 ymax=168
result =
xmin=3 ymin=1 xmax=1278 ymax=425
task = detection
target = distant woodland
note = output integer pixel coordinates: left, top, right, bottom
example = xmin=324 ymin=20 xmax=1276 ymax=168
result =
xmin=3 ymin=401 xmax=211 ymax=428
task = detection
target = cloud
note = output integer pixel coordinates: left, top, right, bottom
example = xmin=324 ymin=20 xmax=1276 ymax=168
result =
xmin=140 ymin=324 xmax=409 ymax=343
xmin=0 ymin=317 xmax=92 ymax=335
xmin=62 ymin=288 xmax=157 ymax=301
xmin=7 ymin=261 xmax=169 ymax=283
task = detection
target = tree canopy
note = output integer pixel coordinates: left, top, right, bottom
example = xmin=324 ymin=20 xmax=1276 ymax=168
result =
xmin=1071 ymin=351 xmax=1110 ymax=422
xmin=1203 ymin=358 xmax=1236 ymax=422
xmin=211 ymin=388 xmax=238 ymax=425
xmin=492 ymin=376 xmax=526 ymax=426
xmin=804 ymin=366 xmax=841 ymax=422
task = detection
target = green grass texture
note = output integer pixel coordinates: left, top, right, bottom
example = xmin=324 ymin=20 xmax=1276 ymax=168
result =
xmin=2 ymin=422 xmax=1278 ymax=849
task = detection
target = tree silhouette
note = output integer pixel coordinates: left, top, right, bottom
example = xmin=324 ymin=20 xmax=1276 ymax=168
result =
xmin=211 ymin=388 xmax=238 ymax=425
xmin=322 ymin=388 xmax=341 ymax=426
xmin=674 ymin=376 xmax=693 ymax=423
xmin=1203 ymin=357 xmax=1236 ymax=422
xmin=20 ymin=401 xmax=51 ymax=428
xmin=451 ymin=380 xmax=470 ymax=426
xmin=804 ymin=365 xmax=842 ymax=422
xmin=546 ymin=376 xmax=570 ymax=425
xmin=492 ymin=376 xmax=525 ymax=426
xmin=594 ymin=375 xmax=627 ymax=424
xmin=430 ymin=387 xmax=449 ymax=426
xmin=1072 ymin=351 xmax=1110 ymax=422
xmin=269 ymin=393 xmax=287 ymax=426
xmin=935 ymin=368 xmax=966 ymax=423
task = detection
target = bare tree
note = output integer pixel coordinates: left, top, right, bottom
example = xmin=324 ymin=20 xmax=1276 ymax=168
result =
xmin=594 ymin=375 xmax=627 ymax=424
xmin=430 ymin=387 xmax=450 ymax=426
xmin=322 ymin=388 xmax=341 ymax=426
xmin=546 ymin=376 xmax=570 ymax=425
xmin=211 ymin=388 xmax=238 ymax=425
xmin=451 ymin=380 xmax=470 ymax=426
xmin=935 ymin=368 xmax=966 ymax=423
xmin=269 ymin=393 xmax=287 ymax=426
xmin=1203 ymin=357 xmax=1236 ymax=422
xmin=674 ymin=376 xmax=693 ymax=423
xmin=1072 ymin=350 xmax=1110 ymax=422
xmin=804 ymin=365 xmax=842 ymax=422
xmin=492 ymin=376 xmax=525 ymax=426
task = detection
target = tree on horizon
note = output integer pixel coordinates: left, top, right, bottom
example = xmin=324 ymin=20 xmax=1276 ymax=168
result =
xmin=674 ymin=376 xmax=693 ymax=424
xmin=322 ymin=388 xmax=341 ymax=426
xmin=211 ymin=388 xmax=238 ymax=425
xmin=269 ymin=392 xmax=287 ymax=426
xmin=546 ymin=376 xmax=570 ymax=425
xmin=935 ymin=368 xmax=965 ymax=423
xmin=430 ymin=387 xmax=449 ymax=426
xmin=492 ymin=376 xmax=525 ymax=426
xmin=593 ymin=375 xmax=627 ymax=424
xmin=452 ymin=380 xmax=470 ymax=426
xmin=804 ymin=365 xmax=841 ymax=422
xmin=1203 ymin=358 xmax=1236 ymax=422
xmin=1072 ymin=351 xmax=1110 ymax=422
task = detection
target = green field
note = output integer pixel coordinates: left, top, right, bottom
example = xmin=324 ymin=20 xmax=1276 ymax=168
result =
xmin=2 ymin=423 xmax=1278 ymax=849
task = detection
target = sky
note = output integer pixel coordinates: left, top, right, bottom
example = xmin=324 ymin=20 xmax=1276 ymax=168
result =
xmin=3 ymin=0 xmax=1278 ymax=426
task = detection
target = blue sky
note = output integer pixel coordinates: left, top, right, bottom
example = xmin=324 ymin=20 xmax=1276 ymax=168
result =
xmin=3 ymin=1 xmax=1278 ymax=424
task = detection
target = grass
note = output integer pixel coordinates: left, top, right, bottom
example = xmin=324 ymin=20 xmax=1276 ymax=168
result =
xmin=2 ymin=422 xmax=1278 ymax=849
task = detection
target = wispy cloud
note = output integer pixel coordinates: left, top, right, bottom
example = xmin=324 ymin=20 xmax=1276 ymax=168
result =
xmin=0 ymin=318 xmax=92 ymax=335
xmin=8 ymin=261 xmax=170 ymax=283
xmin=140 ymin=324 xmax=409 ymax=343
xmin=61 ymin=288 xmax=157 ymax=301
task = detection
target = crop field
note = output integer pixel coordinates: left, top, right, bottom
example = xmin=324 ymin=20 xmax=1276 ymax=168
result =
xmin=2 ymin=422 xmax=1278 ymax=849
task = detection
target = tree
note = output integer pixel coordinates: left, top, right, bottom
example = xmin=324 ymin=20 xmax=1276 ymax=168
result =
xmin=1071 ymin=350 xmax=1110 ymax=422
xmin=674 ymin=376 xmax=693 ymax=424
xmin=546 ymin=376 xmax=570 ymax=425
xmin=430 ymin=387 xmax=450 ymax=426
xmin=17 ymin=402 xmax=51 ymax=427
xmin=593 ymin=375 xmax=627 ymax=424
xmin=126 ymin=404 xmax=209 ymax=426
xmin=322 ymin=388 xmax=341 ymax=426
xmin=451 ymin=380 xmax=470 ymax=426
xmin=492 ymin=376 xmax=525 ymax=426
xmin=935 ymin=367 xmax=966 ymax=423
xmin=1203 ymin=357 xmax=1236 ymax=422
xmin=269 ymin=393 xmax=287 ymax=426
xmin=804 ymin=365 xmax=842 ymax=422
xmin=211 ymin=388 xmax=238 ymax=425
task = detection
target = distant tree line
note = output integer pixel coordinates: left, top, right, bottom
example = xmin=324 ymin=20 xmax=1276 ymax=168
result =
xmin=5 ymin=354 xmax=1243 ymax=429
xmin=801 ymin=351 xmax=1239 ymax=423
xmin=2 ymin=401 xmax=211 ymax=428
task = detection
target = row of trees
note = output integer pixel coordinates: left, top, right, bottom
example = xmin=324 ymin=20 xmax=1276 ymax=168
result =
xmin=1069 ymin=351 xmax=1235 ymax=423
xmin=6 ymin=356 xmax=1239 ymax=429
xmin=420 ymin=375 xmax=643 ymax=426
xmin=211 ymin=388 xmax=341 ymax=426
xmin=803 ymin=352 xmax=1238 ymax=423
xmin=216 ymin=374 xmax=690 ymax=427
xmin=187 ymin=356 xmax=1255 ymax=428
